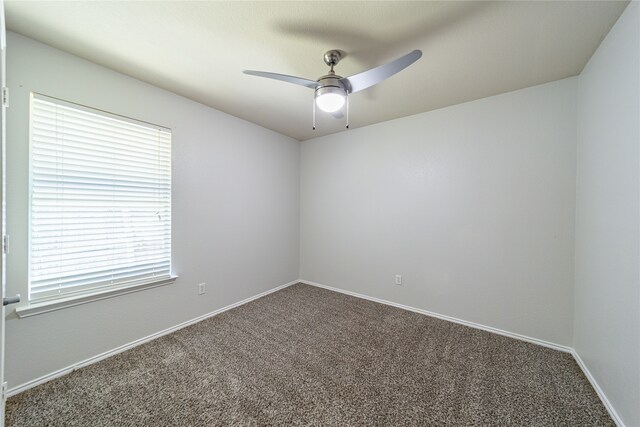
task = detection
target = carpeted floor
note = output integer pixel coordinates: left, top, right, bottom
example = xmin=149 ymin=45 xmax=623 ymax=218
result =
xmin=6 ymin=283 xmax=613 ymax=426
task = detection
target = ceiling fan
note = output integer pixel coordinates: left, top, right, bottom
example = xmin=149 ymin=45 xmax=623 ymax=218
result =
xmin=244 ymin=49 xmax=422 ymax=130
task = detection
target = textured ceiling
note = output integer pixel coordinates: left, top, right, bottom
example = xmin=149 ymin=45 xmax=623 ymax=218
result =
xmin=5 ymin=1 xmax=629 ymax=141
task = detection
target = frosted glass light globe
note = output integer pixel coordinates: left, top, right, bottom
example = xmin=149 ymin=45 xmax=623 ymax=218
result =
xmin=315 ymin=92 xmax=346 ymax=113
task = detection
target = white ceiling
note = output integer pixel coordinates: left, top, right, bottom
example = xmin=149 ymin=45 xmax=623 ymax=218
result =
xmin=5 ymin=1 xmax=629 ymax=141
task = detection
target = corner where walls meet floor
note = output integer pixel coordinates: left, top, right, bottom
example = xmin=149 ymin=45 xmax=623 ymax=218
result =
xmin=7 ymin=280 xmax=626 ymax=426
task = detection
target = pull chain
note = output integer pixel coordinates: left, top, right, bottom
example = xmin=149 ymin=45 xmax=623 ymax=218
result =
xmin=312 ymin=98 xmax=316 ymax=130
xmin=345 ymin=93 xmax=350 ymax=129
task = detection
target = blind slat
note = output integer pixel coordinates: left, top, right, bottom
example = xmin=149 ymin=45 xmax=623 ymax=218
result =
xmin=32 ymin=270 xmax=171 ymax=299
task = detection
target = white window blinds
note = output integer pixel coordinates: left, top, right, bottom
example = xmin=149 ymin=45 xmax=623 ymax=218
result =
xmin=30 ymin=94 xmax=172 ymax=303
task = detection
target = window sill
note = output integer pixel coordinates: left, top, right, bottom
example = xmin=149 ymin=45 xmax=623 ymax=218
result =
xmin=15 ymin=276 xmax=178 ymax=319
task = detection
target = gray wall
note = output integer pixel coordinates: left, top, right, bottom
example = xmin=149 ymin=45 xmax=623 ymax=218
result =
xmin=300 ymin=78 xmax=578 ymax=347
xmin=5 ymin=32 xmax=300 ymax=389
xmin=575 ymin=2 xmax=640 ymax=426
xmin=6 ymin=9 xmax=640 ymax=423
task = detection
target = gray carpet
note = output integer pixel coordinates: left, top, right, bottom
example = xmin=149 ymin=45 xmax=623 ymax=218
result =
xmin=6 ymin=283 xmax=613 ymax=426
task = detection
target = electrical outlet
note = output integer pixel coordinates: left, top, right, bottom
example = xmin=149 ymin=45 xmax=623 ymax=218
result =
xmin=395 ymin=275 xmax=402 ymax=286
xmin=198 ymin=283 xmax=206 ymax=295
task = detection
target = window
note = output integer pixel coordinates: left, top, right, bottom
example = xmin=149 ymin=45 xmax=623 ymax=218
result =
xmin=29 ymin=94 xmax=172 ymax=304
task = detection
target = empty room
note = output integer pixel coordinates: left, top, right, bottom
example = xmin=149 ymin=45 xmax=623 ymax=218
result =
xmin=0 ymin=0 xmax=638 ymax=426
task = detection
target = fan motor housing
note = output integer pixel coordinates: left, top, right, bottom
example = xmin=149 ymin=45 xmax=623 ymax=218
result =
xmin=315 ymin=74 xmax=347 ymax=98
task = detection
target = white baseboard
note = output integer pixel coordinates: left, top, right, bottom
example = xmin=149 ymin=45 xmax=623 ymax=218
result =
xmin=571 ymin=350 xmax=625 ymax=427
xmin=300 ymin=280 xmax=571 ymax=353
xmin=7 ymin=280 xmax=299 ymax=398
xmin=300 ymin=280 xmax=626 ymax=426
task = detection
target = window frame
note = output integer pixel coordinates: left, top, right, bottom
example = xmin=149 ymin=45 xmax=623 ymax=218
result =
xmin=18 ymin=93 xmax=176 ymax=317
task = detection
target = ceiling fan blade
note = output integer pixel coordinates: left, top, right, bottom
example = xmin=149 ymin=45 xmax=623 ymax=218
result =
xmin=243 ymin=70 xmax=318 ymax=89
xmin=340 ymin=50 xmax=422 ymax=94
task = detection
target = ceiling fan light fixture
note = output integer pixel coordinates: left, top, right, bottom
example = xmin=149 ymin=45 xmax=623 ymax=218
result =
xmin=314 ymin=68 xmax=347 ymax=113
xmin=315 ymin=85 xmax=346 ymax=113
